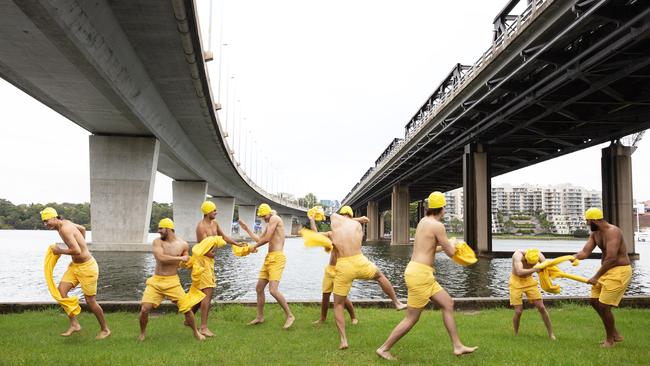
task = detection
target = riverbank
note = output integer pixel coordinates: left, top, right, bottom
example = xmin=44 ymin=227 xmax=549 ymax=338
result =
xmin=1 ymin=304 xmax=648 ymax=365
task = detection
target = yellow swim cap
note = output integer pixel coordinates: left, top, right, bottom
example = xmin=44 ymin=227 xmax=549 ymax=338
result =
xmin=308 ymin=206 xmax=325 ymax=221
xmin=525 ymin=248 xmax=540 ymax=265
xmin=158 ymin=218 xmax=174 ymax=230
xmin=257 ymin=203 xmax=272 ymax=217
xmin=201 ymin=200 xmax=217 ymax=215
xmin=339 ymin=206 xmax=353 ymax=217
xmin=428 ymin=191 xmax=446 ymax=209
xmin=40 ymin=207 xmax=58 ymax=221
xmin=585 ymin=207 xmax=603 ymax=220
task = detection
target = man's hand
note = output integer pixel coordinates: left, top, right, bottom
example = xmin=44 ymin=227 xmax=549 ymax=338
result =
xmin=238 ymin=219 xmax=249 ymax=231
xmin=51 ymin=245 xmax=61 ymax=255
xmin=250 ymin=246 xmax=258 ymax=253
xmin=180 ymin=255 xmax=190 ymax=262
xmin=587 ymin=276 xmax=598 ymax=285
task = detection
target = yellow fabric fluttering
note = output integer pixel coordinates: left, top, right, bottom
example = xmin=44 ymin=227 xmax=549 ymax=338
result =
xmin=308 ymin=206 xmax=325 ymax=221
xmin=183 ymin=235 xmax=226 ymax=282
xmin=538 ymin=265 xmax=589 ymax=294
xmin=534 ymin=255 xmax=579 ymax=270
xmin=176 ymin=286 xmax=206 ymax=313
xmin=232 ymin=243 xmax=252 ymax=257
xmin=300 ymin=228 xmax=333 ymax=253
xmin=44 ymin=245 xmax=81 ymax=316
xmin=452 ymin=241 xmax=477 ymax=266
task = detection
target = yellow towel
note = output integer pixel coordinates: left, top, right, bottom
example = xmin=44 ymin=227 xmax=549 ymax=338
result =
xmin=44 ymin=245 xmax=81 ymax=316
xmin=534 ymin=255 xmax=579 ymax=269
xmin=308 ymin=206 xmax=326 ymax=221
xmin=176 ymin=286 xmax=206 ymax=313
xmin=183 ymin=235 xmax=226 ymax=284
xmin=232 ymin=243 xmax=252 ymax=257
xmin=538 ymin=264 xmax=589 ymax=294
xmin=452 ymin=241 xmax=477 ymax=266
xmin=300 ymin=228 xmax=333 ymax=253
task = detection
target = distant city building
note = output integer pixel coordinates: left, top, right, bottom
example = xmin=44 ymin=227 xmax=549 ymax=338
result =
xmin=320 ymin=199 xmax=340 ymax=215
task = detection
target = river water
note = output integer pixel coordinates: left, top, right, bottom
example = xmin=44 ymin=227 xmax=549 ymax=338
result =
xmin=1 ymin=230 xmax=648 ymax=302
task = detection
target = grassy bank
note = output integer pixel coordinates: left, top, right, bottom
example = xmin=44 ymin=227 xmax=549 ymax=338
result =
xmin=1 ymin=304 xmax=648 ymax=365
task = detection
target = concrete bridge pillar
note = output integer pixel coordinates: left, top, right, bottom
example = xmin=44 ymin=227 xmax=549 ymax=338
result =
xmin=367 ymin=200 xmax=380 ymax=241
xmin=601 ymin=143 xmax=635 ymax=254
xmin=379 ymin=211 xmax=388 ymax=239
xmin=391 ymin=184 xmax=410 ymax=245
xmin=417 ymin=200 xmax=425 ymax=222
xmin=463 ymin=143 xmax=492 ymax=254
xmin=89 ymin=135 xmax=159 ymax=250
xmin=210 ymin=197 xmax=235 ymax=237
xmin=172 ymin=181 xmax=207 ymax=242
xmin=238 ymin=205 xmax=257 ymax=235
xmin=279 ymin=214 xmax=294 ymax=236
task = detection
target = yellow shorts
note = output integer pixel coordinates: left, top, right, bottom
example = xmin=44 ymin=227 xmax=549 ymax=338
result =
xmin=259 ymin=252 xmax=286 ymax=281
xmin=196 ymin=256 xmax=216 ymax=290
xmin=61 ymin=257 xmax=99 ymax=296
xmin=322 ymin=265 xmax=336 ymax=293
xmin=405 ymin=261 xmax=443 ymax=309
xmin=591 ymin=265 xmax=632 ymax=307
xmin=333 ymin=254 xmax=378 ymax=296
xmin=142 ymin=274 xmax=187 ymax=308
xmin=509 ymin=274 xmax=541 ymax=306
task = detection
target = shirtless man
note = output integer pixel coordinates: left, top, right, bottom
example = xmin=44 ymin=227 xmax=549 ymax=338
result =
xmin=306 ymin=211 xmax=358 ymax=325
xmin=509 ymin=248 xmax=555 ymax=339
xmin=330 ymin=205 xmax=406 ymax=350
xmin=573 ymin=207 xmax=632 ymax=348
xmin=139 ymin=218 xmax=205 ymax=341
xmin=40 ymin=207 xmax=110 ymax=339
xmin=238 ymin=203 xmax=295 ymax=329
xmin=193 ymin=200 xmax=244 ymax=337
xmin=376 ymin=192 xmax=477 ymax=360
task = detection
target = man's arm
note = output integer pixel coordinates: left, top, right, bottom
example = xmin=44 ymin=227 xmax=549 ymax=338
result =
xmin=433 ymin=222 xmax=458 ymax=258
xmin=538 ymin=252 xmax=547 ymax=262
xmin=252 ymin=217 xmax=279 ymax=249
xmin=73 ymin=223 xmax=86 ymax=239
xmin=152 ymin=240 xmax=188 ymax=263
xmin=308 ymin=216 xmax=318 ymax=231
xmin=53 ymin=228 xmax=82 ymax=256
xmin=216 ymin=222 xmax=238 ymax=245
xmin=353 ymin=216 xmax=369 ymax=225
xmin=589 ymin=230 xmax=622 ymax=283
xmin=574 ymin=234 xmax=597 ymax=260
xmin=238 ymin=219 xmax=262 ymax=242
xmin=512 ymin=252 xmax=538 ymax=277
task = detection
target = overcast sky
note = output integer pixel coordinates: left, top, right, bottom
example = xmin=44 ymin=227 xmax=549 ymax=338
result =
xmin=1 ymin=0 xmax=650 ymax=205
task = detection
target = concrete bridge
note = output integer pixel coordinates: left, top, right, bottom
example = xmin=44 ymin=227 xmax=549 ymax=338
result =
xmin=0 ymin=0 xmax=307 ymax=249
xmin=343 ymin=0 xmax=650 ymax=255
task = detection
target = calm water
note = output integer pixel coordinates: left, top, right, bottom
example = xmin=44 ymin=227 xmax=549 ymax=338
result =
xmin=1 ymin=230 xmax=649 ymax=302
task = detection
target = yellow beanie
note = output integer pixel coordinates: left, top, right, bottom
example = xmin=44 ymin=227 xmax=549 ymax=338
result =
xmin=525 ymin=248 xmax=540 ymax=265
xmin=201 ymin=200 xmax=217 ymax=215
xmin=339 ymin=206 xmax=353 ymax=217
xmin=40 ymin=207 xmax=58 ymax=221
xmin=158 ymin=218 xmax=175 ymax=230
xmin=308 ymin=206 xmax=325 ymax=221
xmin=428 ymin=191 xmax=446 ymax=209
xmin=257 ymin=204 xmax=272 ymax=217
xmin=585 ymin=207 xmax=603 ymax=220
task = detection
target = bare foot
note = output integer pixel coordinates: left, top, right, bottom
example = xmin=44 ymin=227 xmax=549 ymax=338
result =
xmin=96 ymin=329 xmax=111 ymax=340
xmin=312 ymin=319 xmax=325 ymax=325
xmin=351 ymin=318 xmax=359 ymax=325
xmin=339 ymin=340 xmax=349 ymax=350
xmin=376 ymin=348 xmax=396 ymax=361
xmin=395 ymin=303 xmax=407 ymax=311
xmin=601 ymin=340 xmax=615 ymax=348
xmin=138 ymin=333 xmax=146 ymax=342
xmin=200 ymin=328 xmax=215 ymax=337
xmin=248 ymin=318 xmax=264 ymax=325
xmin=453 ymin=345 xmax=478 ymax=356
xmin=61 ymin=323 xmax=81 ymax=337
xmin=194 ymin=332 xmax=206 ymax=341
xmin=600 ymin=335 xmax=624 ymax=344
xmin=283 ymin=314 xmax=295 ymax=329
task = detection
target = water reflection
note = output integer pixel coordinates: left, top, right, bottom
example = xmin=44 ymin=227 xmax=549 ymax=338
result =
xmin=1 ymin=230 xmax=649 ymax=301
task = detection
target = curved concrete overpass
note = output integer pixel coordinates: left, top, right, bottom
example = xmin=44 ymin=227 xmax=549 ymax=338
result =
xmin=0 ymin=0 xmax=306 ymax=247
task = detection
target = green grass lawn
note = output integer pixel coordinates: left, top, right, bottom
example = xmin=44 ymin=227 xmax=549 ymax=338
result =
xmin=1 ymin=304 xmax=648 ymax=365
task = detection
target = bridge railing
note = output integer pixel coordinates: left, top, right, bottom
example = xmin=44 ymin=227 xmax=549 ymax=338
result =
xmin=343 ymin=0 xmax=549 ymax=204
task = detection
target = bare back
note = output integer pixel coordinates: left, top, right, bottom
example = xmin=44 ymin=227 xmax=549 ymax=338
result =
xmin=153 ymin=237 xmax=188 ymax=276
xmin=330 ymin=214 xmax=363 ymax=258
xmin=57 ymin=220 xmax=92 ymax=263
xmin=411 ymin=217 xmax=440 ymax=267
xmin=265 ymin=215 xmax=285 ymax=252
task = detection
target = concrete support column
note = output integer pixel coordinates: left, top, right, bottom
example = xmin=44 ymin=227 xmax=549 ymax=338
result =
xmin=417 ymin=200 xmax=425 ymax=222
xmin=279 ymin=214 xmax=294 ymax=236
xmin=89 ymin=136 xmax=159 ymax=249
xmin=172 ymin=181 xmax=207 ymax=242
xmin=379 ymin=211 xmax=387 ymax=239
xmin=367 ymin=201 xmax=380 ymax=241
xmin=238 ymin=205 xmax=257 ymax=232
xmin=391 ymin=184 xmax=410 ymax=245
xmin=463 ymin=143 xmax=492 ymax=253
xmin=602 ymin=143 xmax=635 ymax=254
xmin=210 ymin=197 xmax=235 ymax=237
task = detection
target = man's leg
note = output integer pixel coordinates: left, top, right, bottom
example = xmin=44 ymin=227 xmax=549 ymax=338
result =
xmin=58 ymin=282 xmax=80 ymax=336
xmin=512 ymin=305 xmax=523 ymax=336
xmin=599 ymin=302 xmax=618 ymax=347
xmin=183 ymin=310 xmax=206 ymax=341
xmin=373 ymin=271 xmax=406 ymax=310
xmin=532 ymin=300 xmax=555 ymax=340
xmin=344 ymin=298 xmax=358 ymax=325
xmin=431 ymin=290 xmax=478 ymax=356
xmin=314 ymin=293 xmax=331 ymax=324
xmin=376 ymin=307 xmax=423 ymax=360
xmin=268 ymin=280 xmax=295 ymax=329
xmin=249 ymin=279 xmax=267 ymax=325
xmin=590 ymin=298 xmax=623 ymax=344
xmin=138 ymin=303 xmax=153 ymax=341
xmin=333 ymin=294 xmax=349 ymax=350
xmin=85 ymin=295 xmax=111 ymax=339
xmin=198 ymin=287 xmax=215 ymax=336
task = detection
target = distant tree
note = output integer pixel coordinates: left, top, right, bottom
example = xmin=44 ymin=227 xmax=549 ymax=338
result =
xmin=572 ymin=229 xmax=589 ymax=238
xmin=149 ymin=202 xmax=173 ymax=232
xmin=301 ymin=193 xmax=318 ymax=208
